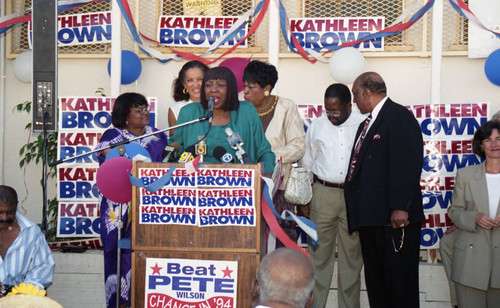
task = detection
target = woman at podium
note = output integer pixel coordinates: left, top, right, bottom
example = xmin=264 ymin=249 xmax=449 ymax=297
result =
xmin=95 ymin=92 xmax=169 ymax=308
xmin=169 ymin=66 xmax=276 ymax=174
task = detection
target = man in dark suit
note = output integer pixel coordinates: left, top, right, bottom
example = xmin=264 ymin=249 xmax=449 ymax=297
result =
xmin=344 ymin=72 xmax=424 ymax=308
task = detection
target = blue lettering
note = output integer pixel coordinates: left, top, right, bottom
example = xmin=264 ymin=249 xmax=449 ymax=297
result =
xmin=421 ymin=118 xmax=486 ymax=136
xmin=420 ymin=227 xmax=445 ymax=247
xmin=148 ymin=276 xmax=171 ymax=289
xmin=159 ymin=29 xmax=173 ymax=44
xmin=172 ymin=276 xmax=191 ymax=291
xmin=422 ymin=191 xmax=453 ymax=210
xmin=214 ymin=279 xmax=235 ymax=293
xmin=423 ymin=154 xmax=481 ymax=172
xmin=58 ymin=28 xmax=75 ymax=44
xmin=59 ymin=217 xmax=75 ymax=234
xmin=320 ymin=32 xmax=339 ymax=48
xmin=188 ymin=29 xmax=205 ymax=45
xmin=60 ymin=181 xmax=99 ymax=199
xmin=61 ymin=111 xmax=111 ymax=129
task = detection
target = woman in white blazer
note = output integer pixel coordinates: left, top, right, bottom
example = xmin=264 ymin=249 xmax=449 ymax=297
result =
xmin=243 ymin=60 xmax=306 ymax=247
xmin=448 ymin=120 xmax=500 ymax=307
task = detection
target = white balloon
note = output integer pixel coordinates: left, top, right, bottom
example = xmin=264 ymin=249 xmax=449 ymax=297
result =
xmin=13 ymin=50 xmax=33 ymax=83
xmin=329 ymin=47 xmax=365 ymax=84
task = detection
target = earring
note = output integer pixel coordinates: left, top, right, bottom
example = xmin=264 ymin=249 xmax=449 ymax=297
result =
xmin=264 ymin=90 xmax=270 ymax=97
xmin=126 ymin=120 xmax=129 ymax=126
xmin=183 ymin=88 xmax=188 ymax=94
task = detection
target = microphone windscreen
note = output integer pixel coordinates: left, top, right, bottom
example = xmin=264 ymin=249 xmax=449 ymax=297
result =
xmin=185 ymin=145 xmax=196 ymax=155
xmin=213 ymin=146 xmax=227 ymax=161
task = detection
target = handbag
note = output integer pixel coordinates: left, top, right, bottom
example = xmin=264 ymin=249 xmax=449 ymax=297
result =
xmin=284 ymin=165 xmax=312 ymax=205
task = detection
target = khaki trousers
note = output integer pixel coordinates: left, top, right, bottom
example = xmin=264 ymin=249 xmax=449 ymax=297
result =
xmin=308 ymin=182 xmax=363 ymax=308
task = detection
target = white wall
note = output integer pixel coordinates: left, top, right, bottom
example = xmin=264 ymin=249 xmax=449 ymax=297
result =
xmin=2 ymin=54 xmax=500 ymax=222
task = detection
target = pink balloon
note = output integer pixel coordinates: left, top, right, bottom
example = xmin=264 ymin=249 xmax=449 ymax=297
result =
xmin=96 ymin=157 xmax=133 ymax=204
xmin=219 ymin=57 xmax=250 ymax=92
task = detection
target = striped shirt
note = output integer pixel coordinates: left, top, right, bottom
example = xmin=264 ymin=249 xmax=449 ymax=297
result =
xmin=0 ymin=211 xmax=55 ymax=290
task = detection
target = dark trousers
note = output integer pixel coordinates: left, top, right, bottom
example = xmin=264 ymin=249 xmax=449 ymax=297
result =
xmin=358 ymin=224 xmax=421 ymax=308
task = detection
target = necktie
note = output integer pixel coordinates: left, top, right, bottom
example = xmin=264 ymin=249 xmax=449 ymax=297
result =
xmin=347 ymin=114 xmax=372 ymax=181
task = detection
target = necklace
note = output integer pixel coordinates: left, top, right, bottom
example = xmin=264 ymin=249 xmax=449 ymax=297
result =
xmin=256 ymin=95 xmax=278 ymax=117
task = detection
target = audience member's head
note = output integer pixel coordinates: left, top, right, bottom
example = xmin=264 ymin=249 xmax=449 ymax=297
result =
xmin=255 ymin=248 xmax=315 ymax=308
xmin=491 ymin=110 xmax=500 ymax=122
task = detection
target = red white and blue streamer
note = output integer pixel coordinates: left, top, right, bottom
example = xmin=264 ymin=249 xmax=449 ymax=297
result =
xmin=448 ymin=0 xmax=500 ymax=40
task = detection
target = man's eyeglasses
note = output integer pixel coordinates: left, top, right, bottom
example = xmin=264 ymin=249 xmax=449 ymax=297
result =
xmin=323 ymin=109 xmax=342 ymax=117
xmin=133 ymin=106 xmax=150 ymax=114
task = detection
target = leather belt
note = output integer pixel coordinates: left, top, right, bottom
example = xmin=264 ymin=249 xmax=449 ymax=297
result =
xmin=313 ymin=175 xmax=344 ymax=189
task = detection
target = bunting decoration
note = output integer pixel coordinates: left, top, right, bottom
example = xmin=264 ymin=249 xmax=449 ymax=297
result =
xmin=2 ymin=0 xmax=500 ymax=63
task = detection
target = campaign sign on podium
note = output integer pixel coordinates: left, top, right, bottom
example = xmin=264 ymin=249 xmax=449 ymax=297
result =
xmin=131 ymin=162 xmax=265 ymax=308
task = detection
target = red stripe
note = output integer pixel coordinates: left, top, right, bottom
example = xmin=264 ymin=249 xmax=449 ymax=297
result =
xmin=261 ymin=194 xmax=309 ymax=257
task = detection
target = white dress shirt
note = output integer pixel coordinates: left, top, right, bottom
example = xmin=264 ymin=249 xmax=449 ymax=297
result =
xmin=303 ymin=111 xmax=366 ymax=183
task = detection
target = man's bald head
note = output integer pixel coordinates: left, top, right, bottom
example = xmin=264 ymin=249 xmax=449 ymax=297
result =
xmin=257 ymin=248 xmax=315 ymax=308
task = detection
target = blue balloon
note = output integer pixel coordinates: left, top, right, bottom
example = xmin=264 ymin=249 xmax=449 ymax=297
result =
xmin=107 ymin=50 xmax=142 ymax=84
xmin=484 ymin=49 xmax=500 ymax=87
xmin=105 ymin=142 xmax=151 ymax=162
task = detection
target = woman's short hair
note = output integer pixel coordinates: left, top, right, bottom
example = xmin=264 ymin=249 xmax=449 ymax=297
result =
xmin=111 ymin=92 xmax=148 ymax=128
xmin=200 ymin=67 xmax=240 ymax=111
xmin=243 ymin=60 xmax=278 ymax=91
xmin=172 ymin=60 xmax=209 ymax=102
xmin=472 ymin=120 xmax=500 ymax=157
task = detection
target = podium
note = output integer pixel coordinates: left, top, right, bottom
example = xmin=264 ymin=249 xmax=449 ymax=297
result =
xmin=131 ymin=162 xmax=266 ymax=307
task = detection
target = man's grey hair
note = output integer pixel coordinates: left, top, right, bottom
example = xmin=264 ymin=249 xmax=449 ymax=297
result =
xmin=258 ymin=248 xmax=315 ymax=308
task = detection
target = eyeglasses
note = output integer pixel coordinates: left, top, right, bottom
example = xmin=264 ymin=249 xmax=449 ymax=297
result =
xmin=323 ymin=109 xmax=342 ymax=117
xmin=391 ymin=227 xmax=405 ymax=253
xmin=205 ymin=82 xmax=227 ymax=91
xmin=133 ymin=106 xmax=150 ymax=114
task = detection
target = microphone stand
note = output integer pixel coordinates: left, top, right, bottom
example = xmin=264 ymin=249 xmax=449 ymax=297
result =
xmin=47 ymin=114 xmax=210 ymax=308
xmin=48 ymin=115 xmax=210 ymax=167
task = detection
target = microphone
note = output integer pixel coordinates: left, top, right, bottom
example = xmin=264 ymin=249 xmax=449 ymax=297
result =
xmin=162 ymin=145 xmax=178 ymax=162
xmin=213 ymin=146 xmax=235 ymax=163
xmin=207 ymin=96 xmax=214 ymax=126
xmin=224 ymin=127 xmax=254 ymax=164
xmin=178 ymin=145 xmax=196 ymax=163
xmin=195 ymin=136 xmax=207 ymax=162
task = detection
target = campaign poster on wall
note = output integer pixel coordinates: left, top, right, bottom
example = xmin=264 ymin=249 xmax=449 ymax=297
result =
xmin=289 ymin=17 xmax=384 ymax=51
xmin=28 ymin=12 xmax=112 ymax=47
xmin=57 ymin=202 xmax=100 ymax=237
xmin=56 ymin=96 xmax=158 ymax=238
xmin=407 ymin=103 xmax=489 ymax=249
xmin=145 ymin=258 xmax=238 ymax=308
xmin=157 ymin=16 xmax=247 ymax=47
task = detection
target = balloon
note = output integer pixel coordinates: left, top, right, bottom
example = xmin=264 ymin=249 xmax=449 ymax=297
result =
xmin=96 ymin=157 xmax=133 ymax=203
xmin=13 ymin=50 xmax=33 ymax=83
xmin=107 ymin=50 xmax=142 ymax=84
xmin=329 ymin=47 xmax=365 ymax=84
xmin=105 ymin=142 xmax=152 ymax=162
xmin=219 ymin=57 xmax=250 ymax=92
xmin=484 ymin=49 xmax=500 ymax=87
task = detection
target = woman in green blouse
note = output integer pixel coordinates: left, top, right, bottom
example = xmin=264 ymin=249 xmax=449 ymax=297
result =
xmin=169 ymin=66 xmax=275 ymax=174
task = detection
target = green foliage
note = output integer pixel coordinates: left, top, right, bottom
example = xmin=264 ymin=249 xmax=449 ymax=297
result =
xmin=14 ymin=100 xmax=58 ymax=241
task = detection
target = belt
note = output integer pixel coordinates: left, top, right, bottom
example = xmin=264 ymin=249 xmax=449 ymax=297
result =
xmin=313 ymin=175 xmax=344 ymax=189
